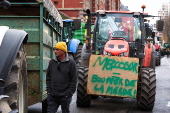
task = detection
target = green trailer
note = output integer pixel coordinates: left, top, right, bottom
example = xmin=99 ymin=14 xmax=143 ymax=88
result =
xmin=0 ymin=0 xmax=62 ymax=112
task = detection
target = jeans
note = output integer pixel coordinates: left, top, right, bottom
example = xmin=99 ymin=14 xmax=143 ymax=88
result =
xmin=47 ymin=94 xmax=72 ymax=113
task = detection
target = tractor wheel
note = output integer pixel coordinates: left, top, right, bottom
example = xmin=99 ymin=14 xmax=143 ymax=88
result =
xmin=4 ymin=44 xmax=28 ymax=113
xmin=76 ymin=66 xmax=91 ymax=107
xmin=155 ymin=52 xmax=160 ymax=66
xmin=137 ymin=68 xmax=156 ymax=111
xmin=68 ymin=53 xmax=74 ymax=60
xmin=150 ymin=49 xmax=155 ymax=70
xmin=42 ymin=99 xmax=47 ymax=113
xmin=74 ymin=44 xmax=83 ymax=66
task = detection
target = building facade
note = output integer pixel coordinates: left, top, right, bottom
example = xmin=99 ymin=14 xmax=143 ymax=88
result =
xmin=51 ymin=0 xmax=121 ymax=21
xmin=158 ymin=3 xmax=168 ymax=20
xmin=156 ymin=2 xmax=170 ymax=43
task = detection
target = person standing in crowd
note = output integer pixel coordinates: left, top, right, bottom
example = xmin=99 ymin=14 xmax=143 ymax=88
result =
xmin=167 ymin=48 xmax=169 ymax=58
xmin=161 ymin=47 xmax=164 ymax=57
xmin=46 ymin=42 xmax=78 ymax=113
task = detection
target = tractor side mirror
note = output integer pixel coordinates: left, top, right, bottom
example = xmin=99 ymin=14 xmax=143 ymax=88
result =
xmin=73 ymin=19 xmax=81 ymax=30
xmin=156 ymin=20 xmax=164 ymax=31
xmin=146 ymin=28 xmax=152 ymax=37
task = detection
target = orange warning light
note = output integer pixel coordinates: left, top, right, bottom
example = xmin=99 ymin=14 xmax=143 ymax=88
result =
xmin=141 ymin=5 xmax=146 ymax=8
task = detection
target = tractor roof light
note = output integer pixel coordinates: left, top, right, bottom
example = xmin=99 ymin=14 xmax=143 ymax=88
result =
xmin=141 ymin=5 xmax=146 ymax=9
xmin=141 ymin=5 xmax=146 ymax=13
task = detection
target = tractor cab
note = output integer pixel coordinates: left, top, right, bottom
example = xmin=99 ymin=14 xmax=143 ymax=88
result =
xmin=94 ymin=11 xmax=143 ymax=58
xmin=62 ymin=19 xmax=74 ymax=43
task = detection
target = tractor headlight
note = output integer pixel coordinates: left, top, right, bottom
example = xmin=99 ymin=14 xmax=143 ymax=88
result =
xmin=104 ymin=51 xmax=108 ymax=55
xmin=120 ymin=52 xmax=127 ymax=57
xmin=104 ymin=51 xmax=112 ymax=56
xmin=123 ymin=52 xmax=127 ymax=56
xmin=120 ymin=53 xmax=124 ymax=56
xmin=108 ymin=52 xmax=112 ymax=56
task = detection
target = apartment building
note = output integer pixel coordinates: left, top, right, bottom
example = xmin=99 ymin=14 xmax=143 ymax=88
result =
xmin=158 ymin=3 xmax=168 ymax=20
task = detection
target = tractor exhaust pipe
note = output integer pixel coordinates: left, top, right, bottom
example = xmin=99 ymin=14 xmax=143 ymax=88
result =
xmin=86 ymin=9 xmax=92 ymax=50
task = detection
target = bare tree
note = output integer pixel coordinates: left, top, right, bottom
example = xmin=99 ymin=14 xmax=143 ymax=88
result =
xmin=163 ymin=15 xmax=170 ymax=43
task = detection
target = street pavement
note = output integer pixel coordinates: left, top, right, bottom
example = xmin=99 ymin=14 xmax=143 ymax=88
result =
xmin=28 ymin=102 xmax=42 ymax=113
xmin=29 ymin=56 xmax=170 ymax=113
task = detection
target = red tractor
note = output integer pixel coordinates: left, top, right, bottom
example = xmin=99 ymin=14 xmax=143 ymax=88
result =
xmin=77 ymin=9 xmax=164 ymax=111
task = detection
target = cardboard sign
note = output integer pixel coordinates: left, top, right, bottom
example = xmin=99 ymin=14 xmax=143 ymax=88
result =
xmin=87 ymin=55 xmax=139 ymax=98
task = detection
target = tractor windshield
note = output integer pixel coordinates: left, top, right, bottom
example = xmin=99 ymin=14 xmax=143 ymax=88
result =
xmin=95 ymin=13 xmax=141 ymax=54
xmin=62 ymin=21 xmax=73 ymax=42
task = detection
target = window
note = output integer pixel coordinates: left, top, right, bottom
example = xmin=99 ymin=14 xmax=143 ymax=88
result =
xmin=162 ymin=5 xmax=165 ymax=10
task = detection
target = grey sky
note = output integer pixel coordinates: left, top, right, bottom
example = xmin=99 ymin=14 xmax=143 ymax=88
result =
xmin=121 ymin=0 xmax=169 ymax=24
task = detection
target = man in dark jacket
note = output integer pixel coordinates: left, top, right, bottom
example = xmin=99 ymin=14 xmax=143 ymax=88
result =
xmin=46 ymin=42 xmax=77 ymax=113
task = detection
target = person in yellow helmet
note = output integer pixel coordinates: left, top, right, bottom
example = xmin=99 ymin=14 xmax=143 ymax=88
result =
xmin=46 ymin=42 xmax=77 ymax=113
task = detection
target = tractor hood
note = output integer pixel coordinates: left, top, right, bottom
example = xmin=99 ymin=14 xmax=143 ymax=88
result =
xmin=103 ymin=38 xmax=129 ymax=57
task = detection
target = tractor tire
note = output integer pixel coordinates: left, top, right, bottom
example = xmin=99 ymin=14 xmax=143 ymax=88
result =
xmin=150 ymin=48 xmax=155 ymax=70
xmin=155 ymin=52 xmax=161 ymax=66
xmin=137 ymin=68 xmax=156 ymax=111
xmin=68 ymin=53 xmax=74 ymax=60
xmin=0 ymin=96 xmax=12 ymax=112
xmin=76 ymin=66 xmax=91 ymax=107
xmin=74 ymin=44 xmax=83 ymax=66
xmin=4 ymin=44 xmax=28 ymax=113
xmin=42 ymin=99 xmax=47 ymax=113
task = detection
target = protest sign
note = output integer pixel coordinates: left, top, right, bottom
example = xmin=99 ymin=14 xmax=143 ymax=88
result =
xmin=87 ymin=55 xmax=139 ymax=98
